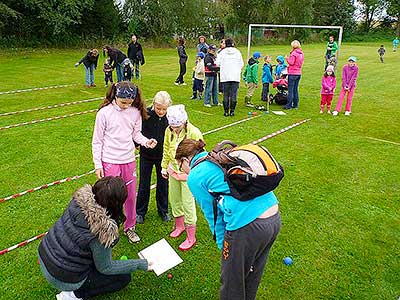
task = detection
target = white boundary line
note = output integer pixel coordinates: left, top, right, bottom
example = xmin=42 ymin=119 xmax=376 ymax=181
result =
xmin=365 ymin=137 xmax=400 ymax=146
xmin=0 ymin=84 xmax=78 ymax=95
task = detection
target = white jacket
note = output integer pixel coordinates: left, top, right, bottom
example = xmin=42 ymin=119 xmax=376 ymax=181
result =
xmin=216 ymin=47 xmax=244 ymax=83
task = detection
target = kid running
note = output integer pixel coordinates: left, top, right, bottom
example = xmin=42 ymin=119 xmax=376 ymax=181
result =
xmin=332 ymin=57 xmax=359 ymax=116
xmin=320 ymin=65 xmax=336 ymax=114
xmin=136 ymin=91 xmax=172 ymax=225
xmin=161 ymin=104 xmax=203 ymax=251
xmin=92 ymin=81 xmax=157 ymax=244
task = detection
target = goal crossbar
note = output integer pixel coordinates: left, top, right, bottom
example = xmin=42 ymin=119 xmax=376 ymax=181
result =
xmin=247 ymin=24 xmax=344 ymax=61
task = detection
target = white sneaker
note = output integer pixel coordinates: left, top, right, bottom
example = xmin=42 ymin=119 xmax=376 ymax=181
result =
xmin=332 ymin=111 xmax=338 ymax=116
xmin=327 ymin=110 xmax=331 ymax=114
xmin=204 ymin=104 xmax=211 ymax=108
xmin=181 ymin=82 xmax=187 ymax=86
xmin=125 ymin=227 xmax=140 ymax=243
xmin=344 ymin=111 xmax=351 ymax=116
xmin=320 ymin=110 xmax=323 ymax=114
xmin=56 ymin=291 xmax=82 ymax=300
xmin=174 ymin=82 xmax=179 ymax=86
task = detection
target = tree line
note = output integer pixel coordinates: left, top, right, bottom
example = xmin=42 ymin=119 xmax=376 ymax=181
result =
xmin=0 ymin=0 xmax=399 ymax=47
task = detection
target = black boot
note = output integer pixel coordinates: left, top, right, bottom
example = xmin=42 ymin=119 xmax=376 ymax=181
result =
xmin=230 ymin=102 xmax=236 ymax=116
xmin=224 ymin=110 xmax=229 ymax=117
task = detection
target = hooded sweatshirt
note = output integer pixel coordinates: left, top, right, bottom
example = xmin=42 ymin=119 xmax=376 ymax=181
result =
xmin=216 ymin=47 xmax=244 ymax=82
xmin=321 ymin=74 xmax=336 ymax=95
xmin=274 ymin=55 xmax=287 ymax=78
xmin=287 ymin=48 xmax=304 ymax=75
xmin=244 ymin=57 xmax=259 ymax=84
xmin=341 ymin=64 xmax=359 ymax=90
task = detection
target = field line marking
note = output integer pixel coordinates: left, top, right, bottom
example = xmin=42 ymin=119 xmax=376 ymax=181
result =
xmin=365 ymin=137 xmax=400 ymax=146
xmin=0 ymin=84 xmax=79 ymax=95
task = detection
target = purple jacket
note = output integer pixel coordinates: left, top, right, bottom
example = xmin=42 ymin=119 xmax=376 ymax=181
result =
xmin=341 ymin=64 xmax=359 ymax=90
xmin=320 ymin=75 xmax=336 ymax=95
xmin=286 ymin=48 xmax=304 ymax=75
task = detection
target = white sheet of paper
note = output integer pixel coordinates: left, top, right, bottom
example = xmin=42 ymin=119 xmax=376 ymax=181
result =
xmin=138 ymin=238 xmax=183 ymax=276
xmin=271 ymin=110 xmax=287 ymax=115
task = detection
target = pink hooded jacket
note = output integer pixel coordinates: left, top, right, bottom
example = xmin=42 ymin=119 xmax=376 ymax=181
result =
xmin=320 ymin=75 xmax=336 ymax=95
xmin=286 ymin=48 xmax=304 ymax=75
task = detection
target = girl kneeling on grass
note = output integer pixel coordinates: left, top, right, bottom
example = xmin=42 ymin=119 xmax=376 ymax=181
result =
xmin=175 ymin=139 xmax=281 ymax=300
xmin=38 ymin=176 xmax=153 ymax=300
xmin=161 ymin=104 xmax=203 ymax=251
xmin=92 ymin=81 xmax=157 ymax=244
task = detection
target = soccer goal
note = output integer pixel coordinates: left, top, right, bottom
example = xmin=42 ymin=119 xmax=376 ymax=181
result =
xmin=247 ymin=24 xmax=343 ymax=62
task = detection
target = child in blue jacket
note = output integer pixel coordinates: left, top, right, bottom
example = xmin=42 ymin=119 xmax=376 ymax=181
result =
xmin=274 ymin=55 xmax=287 ymax=80
xmin=261 ymin=55 xmax=274 ymax=102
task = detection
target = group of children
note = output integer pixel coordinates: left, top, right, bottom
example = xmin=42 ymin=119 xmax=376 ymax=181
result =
xmin=92 ymin=81 xmax=202 ymax=251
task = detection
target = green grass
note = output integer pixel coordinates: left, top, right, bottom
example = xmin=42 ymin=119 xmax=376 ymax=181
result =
xmin=0 ymin=42 xmax=399 ymax=300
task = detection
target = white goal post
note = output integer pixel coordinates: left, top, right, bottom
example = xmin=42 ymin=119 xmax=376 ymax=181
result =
xmin=247 ymin=24 xmax=344 ymax=61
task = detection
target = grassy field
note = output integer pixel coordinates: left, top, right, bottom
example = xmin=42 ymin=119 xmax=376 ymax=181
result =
xmin=0 ymin=42 xmax=399 ymax=300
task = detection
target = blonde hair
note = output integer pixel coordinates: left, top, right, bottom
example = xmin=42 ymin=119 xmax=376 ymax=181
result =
xmin=291 ymin=40 xmax=301 ymax=49
xmin=153 ymin=91 xmax=172 ymax=107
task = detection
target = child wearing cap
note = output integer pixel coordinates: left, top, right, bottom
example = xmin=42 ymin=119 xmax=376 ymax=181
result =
xmin=191 ymin=52 xmax=205 ymax=100
xmin=243 ymin=52 xmax=261 ymax=107
xmin=92 ymin=81 xmax=158 ymax=244
xmin=204 ymin=44 xmax=221 ymax=107
xmin=332 ymin=56 xmax=359 ymax=116
xmin=320 ymin=65 xmax=336 ymax=114
xmin=161 ymin=105 xmax=203 ymax=251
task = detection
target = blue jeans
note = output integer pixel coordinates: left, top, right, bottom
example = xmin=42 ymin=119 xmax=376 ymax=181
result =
xmin=116 ymin=63 xmax=124 ymax=82
xmin=286 ymin=75 xmax=301 ymax=108
xmin=204 ymin=76 xmax=219 ymax=105
xmin=84 ymin=64 xmax=95 ymax=86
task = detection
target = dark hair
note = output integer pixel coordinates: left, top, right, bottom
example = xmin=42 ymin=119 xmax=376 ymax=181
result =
xmin=92 ymin=176 xmax=127 ymax=225
xmin=225 ymin=38 xmax=234 ymax=47
xmin=175 ymin=139 xmax=206 ymax=160
xmin=100 ymin=81 xmax=148 ymax=120
xmin=324 ymin=70 xmax=335 ymax=77
xmin=178 ymin=37 xmax=186 ymax=46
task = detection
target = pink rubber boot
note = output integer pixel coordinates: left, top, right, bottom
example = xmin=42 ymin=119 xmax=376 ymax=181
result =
xmin=178 ymin=224 xmax=196 ymax=251
xmin=169 ymin=216 xmax=185 ymax=238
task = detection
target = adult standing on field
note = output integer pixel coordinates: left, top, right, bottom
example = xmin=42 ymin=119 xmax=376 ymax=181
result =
xmin=175 ymin=37 xmax=188 ymax=86
xmin=75 ymin=49 xmax=99 ymax=88
xmin=128 ymin=35 xmax=145 ymax=80
xmin=216 ymin=38 xmax=244 ymax=117
xmin=175 ymin=139 xmax=281 ymax=300
xmin=284 ymin=40 xmax=304 ymax=110
xmin=103 ymin=46 xmax=128 ymax=82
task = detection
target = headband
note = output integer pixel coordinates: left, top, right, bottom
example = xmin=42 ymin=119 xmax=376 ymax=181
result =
xmin=116 ymin=85 xmax=137 ymax=100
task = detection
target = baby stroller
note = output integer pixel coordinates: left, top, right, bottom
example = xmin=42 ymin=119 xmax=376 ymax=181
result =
xmin=122 ymin=58 xmax=133 ymax=81
xmin=269 ymin=71 xmax=288 ymax=106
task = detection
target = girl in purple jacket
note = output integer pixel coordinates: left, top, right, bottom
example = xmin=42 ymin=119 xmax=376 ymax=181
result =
xmin=333 ymin=57 xmax=359 ymax=116
xmin=320 ymin=65 xmax=336 ymax=114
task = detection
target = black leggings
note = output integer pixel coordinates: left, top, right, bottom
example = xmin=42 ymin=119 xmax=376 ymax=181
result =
xmin=74 ymin=268 xmax=131 ymax=299
xmin=176 ymin=62 xmax=187 ymax=84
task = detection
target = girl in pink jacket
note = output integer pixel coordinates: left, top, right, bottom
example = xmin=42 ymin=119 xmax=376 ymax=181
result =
xmin=333 ymin=57 xmax=359 ymax=116
xmin=92 ymin=81 xmax=157 ymax=244
xmin=320 ymin=65 xmax=336 ymax=114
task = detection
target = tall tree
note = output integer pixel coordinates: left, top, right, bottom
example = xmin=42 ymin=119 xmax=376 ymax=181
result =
xmin=357 ymin=0 xmax=387 ymax=32
xmin=387 ymin=0 xmax=400 ymax=35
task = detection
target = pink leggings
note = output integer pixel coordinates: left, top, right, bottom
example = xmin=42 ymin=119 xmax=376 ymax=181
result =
xmin=335 ymin=88 xmax=355 ymax=112
xmin=102 ymin=161 xmax=137 ymax=232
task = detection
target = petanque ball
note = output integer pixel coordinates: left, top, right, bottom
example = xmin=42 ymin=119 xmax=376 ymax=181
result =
xmin=120 ymin=255 xmax=128 ymax=260
xmin=248 ymin=112 xmax=252 ymax=115
xmin=167 ymin=273 xmax=173 ymax=279
xmin=252 ymin=112 xmax=257 ymax=116
xmin=283 ymin=257 xmax=293 ymax=265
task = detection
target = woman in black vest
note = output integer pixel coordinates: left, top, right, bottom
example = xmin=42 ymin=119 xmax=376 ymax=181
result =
xmin=38 ymin=176 xmax=152 ymax=300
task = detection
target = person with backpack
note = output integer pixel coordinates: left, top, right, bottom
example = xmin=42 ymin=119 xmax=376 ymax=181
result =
xmin=175 ymin=139 xmax=281 ymax=300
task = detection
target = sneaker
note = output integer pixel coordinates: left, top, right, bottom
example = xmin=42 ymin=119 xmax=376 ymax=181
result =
xmin=344 ymin=111 xmax=351 ymax=116
xmin=217 ymin=103 xmax=223 ymax=106
xmin=90 ymin=83 xmax=96 ymax=87
xmin=181 ymin=82 xmax=187 ymax=86
xmin=56 ymin=291 xmax=82 ymax=300
xmin=159 ymin=212 xmax=171 ymax=222
xmin=204 ymin=104 xmax=211 ymax=108
xmin=125 ymin=227 xmax=140 ymax=243
xmin=229 ymin=111 xmax=235 ymax=116
xmin=190 ymin=95 xmax=197 ymax=100
xmin=245 ymin=102 xmax=254 ymax=107
xmin=224 ymin=112 xmax=229 ymax=117
xmin=136 ymin=215 xmax=144 ymax=224
xmin=332 ymin=111 xmax=338 ymax=116
xmin=104 ymin=84 xmax=108 ymax=87
xmin=174 ymin=82 xmax=179 ymax=86
xmin=320 ymin=110 xmax=324 ymax=114
xmin=283 ymin=106 xmax=291 ymax=110
xmin=327 ymin=110 xmax=331 ymax=114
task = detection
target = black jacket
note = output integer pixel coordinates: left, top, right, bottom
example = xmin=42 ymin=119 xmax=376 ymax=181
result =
xmin=204 ymin=53 xmax=220 ymax=77
xmin=128 ymin=42 xmax=145 ymax=65
xmin=38 ymin=185 xmax=119 ymax=283
xmin=79 ymin=51 xmax=99 ymax=69
xmin=139 ymin=108 xmax=168 ymax=160
xmin=108 ymin=48 xmax=127 ymax=69
xmin=177 ymin=45 xmax=188 ymax=64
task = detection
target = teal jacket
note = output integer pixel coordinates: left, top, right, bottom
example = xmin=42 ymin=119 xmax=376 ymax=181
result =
xmin=187 ymin=152 xmax=279 ymax=249
xmin=243 ymin=57 xmax=259 ymax=84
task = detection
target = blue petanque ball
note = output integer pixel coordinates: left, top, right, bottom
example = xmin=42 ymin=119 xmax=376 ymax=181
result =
xmin=248 ymin=111 xmax=252 ymax=115
xmin=283 ymin=257 xmax=293 ymax=265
